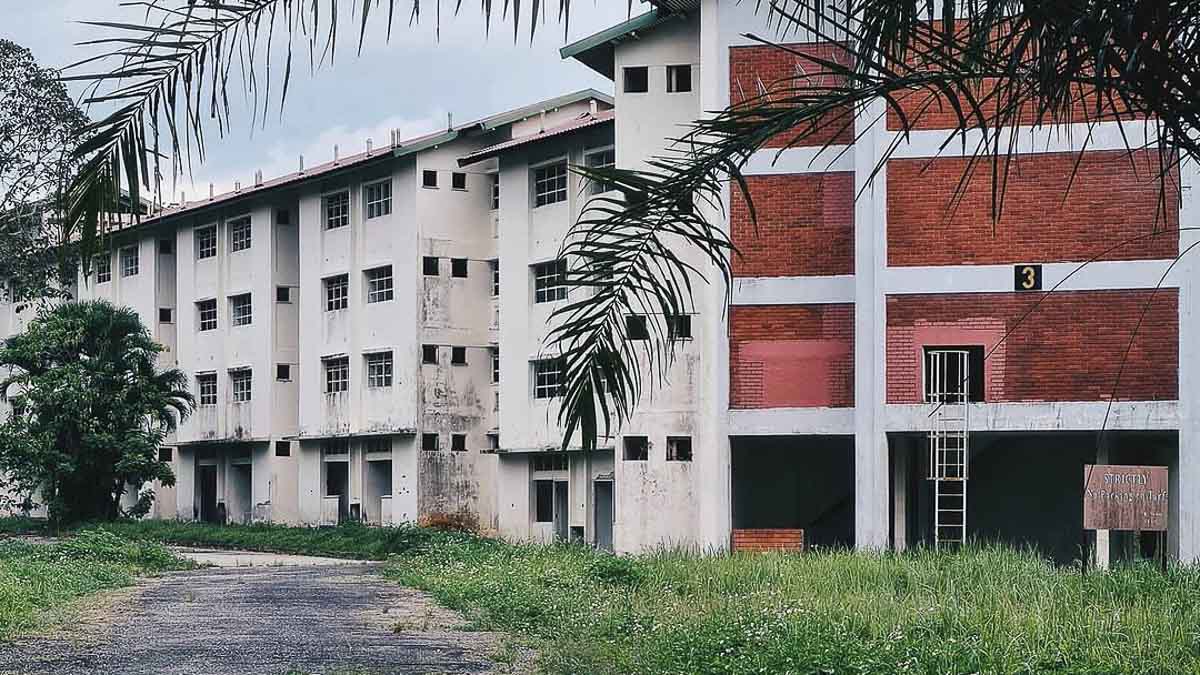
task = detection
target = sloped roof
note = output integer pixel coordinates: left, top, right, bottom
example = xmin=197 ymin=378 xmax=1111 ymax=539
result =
xmin=457 ymin=110 xmax=615 ymax=166
xmin=560 ymin=2 xmax=699 ymax=78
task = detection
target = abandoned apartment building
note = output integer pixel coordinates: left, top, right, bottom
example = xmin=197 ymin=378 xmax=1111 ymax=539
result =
xmin=0 ymin=0 xmax=1197 ymax=565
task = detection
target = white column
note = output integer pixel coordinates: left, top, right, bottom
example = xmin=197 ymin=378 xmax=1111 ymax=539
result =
xmin=1177 ymin=160 xmax=1200 ymax=561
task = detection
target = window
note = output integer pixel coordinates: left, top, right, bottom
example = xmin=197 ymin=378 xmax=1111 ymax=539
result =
xmin=366 ymin=437 xmax=390 ymax=454
xmin=323 ymin=439 xmax=349 ymax=456
xmin=422 ymin=170 xmax=438 ymax=188
xmin=120 ymin=246 xmax=139 ymax=277
xmin=324 ymin=356 xmax=349 ymax=394
xmin=491 ymin=349 xmax=500 ymax=384
xmin=487 ymin=433 xmax=500 ymax=453
xmin=533 ymin=161 xmax=568 ymax=207
xmin=422 ymin=344 xmax=439 ymax=364
xmin=275 ymin=441 xmax=291 ymax=457
xmin=196 ymin=226 xmax=218 ymax=259
xmin=923 ymin=346 xmax=985 ymax=403
xmin=451 ymin=434 xmax=467 ymax=452
xmin=490 ymin=174 xmax=500 ymax=210
xmin=230 ymin=293 xmax=252 ymax=326
xmin=668 ymin=314 xmax=692 ymax=341
xmin=533 ymin=358 xmax=563 ymax=399
xmin=451 ymin=258 xmax=468 ymax=278
xmin=532 ymin=454 xmax=568 ymax=472
xmin=158 ymin=308 xmax=173 ymax=324
xmin=229 ymin=216 xmax=252 ymax=252
xmin=158 ymin=239 xmax=174 ymax=255
xmin=275 ymin=209 xmax=291 ymax=226
xmin=276 ymin=364 xmax=291 ymax=381
xmin=534 ymin=260 xmax=568 ymax=303
xmin=197 ymin=373 xmax=218 ymax=406
xmin=276 ymin=286 xmax=291 ymax=303
xmin=423 ymin=256 xmax=440 ymax=276
xmin=451 ymin=172 xmax=467 ymax=190
xmin=365 ymin=180 xmax=392 ymax=219
xmin=490 ymin=260 xmax=500 ymax=297
xmin=95 ymin=254 xmax=111 ymax=283
xmin=324 ymin=274 xmax=348 ymax=311
xmin=534 ymin=480 xmax=554 ymax=522
xmin=421 ymin=433 xmax=439 ymax=451
xmin=366 ymin=352 xmax=393 ymax=388
xmin=324 ymin=190 xmax=350 ymax=229
xmin=585 ymin=148 xmax=615 ymax=195
xmin=158 ymin=447 xmax=173 ymax=462
xmin=667 ymin=436 xmax=693 ymax=461
xmin=230 ymin=369 xmax=252 ymax=403
xmin=666 ymin=64 xmax=692 ymax=93
xmin=623 ymin=436 xmax=649 ymax=461
xmin=365 ymin=265 xmax=394 ymax=303
xmin=623 ymin=66 xmax=648 ymax=93
xmin=626 ymin=315 xmax=650 ymax=341
xmin=197 ymin=299 xmax=218 ymax=331
xmin=451 ymin=346 xmax=467 ymax=366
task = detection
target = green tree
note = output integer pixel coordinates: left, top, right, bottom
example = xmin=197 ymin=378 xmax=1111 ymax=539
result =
xmin=0 ymin=300 xmax=193 ymax=522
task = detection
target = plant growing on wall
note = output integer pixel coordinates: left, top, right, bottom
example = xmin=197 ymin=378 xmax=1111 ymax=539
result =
xmin=0 ymin=300 xmax=193 ymax=522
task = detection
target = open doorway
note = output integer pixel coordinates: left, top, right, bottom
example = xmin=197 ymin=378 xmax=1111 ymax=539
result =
xmin=325 ymin=461 xmax=349 ymax=524
xmin=594 ymin=480 xmax=613 ymax=551
xmin=553 ymin=481 xmax=569 ymax=541
xmin=365 ymin=460 xmax=392 ymax=525
xmin=198 ymin=464 xmax=218 ymax=523
xmin=228 ymin=463 xmax=252 ymax=524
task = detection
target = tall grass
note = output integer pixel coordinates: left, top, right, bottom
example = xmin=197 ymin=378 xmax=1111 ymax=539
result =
xmin=385 ymin=538 xmax=1200 ymax=674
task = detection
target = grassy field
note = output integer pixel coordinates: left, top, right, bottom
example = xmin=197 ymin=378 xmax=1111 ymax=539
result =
xmin=0 ymin=529 xmax=193 ymax=639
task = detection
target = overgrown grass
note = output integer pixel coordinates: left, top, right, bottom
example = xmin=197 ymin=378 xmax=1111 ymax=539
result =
xmin=0 ymin=529 xmax=193 ymax=639
xmin=384 ymin=537 xmax=1200 ymax=674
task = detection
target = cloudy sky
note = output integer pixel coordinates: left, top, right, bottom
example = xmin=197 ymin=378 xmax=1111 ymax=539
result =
xmin=5 ymin=0 xmax=636 ymax=198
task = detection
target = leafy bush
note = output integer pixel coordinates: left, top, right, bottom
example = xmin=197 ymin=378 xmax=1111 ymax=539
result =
xmin=587 ymin=554 xmax=642 ymax=588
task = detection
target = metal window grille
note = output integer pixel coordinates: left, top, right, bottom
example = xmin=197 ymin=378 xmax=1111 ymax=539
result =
xmin=196 ymin=226 xmax=218 ymax=259
xmin=197 ymin=374 xmax=217 ymax=406
xmin=534 ymin=260 xmax=568 ymax=303
xmin=120 ymin=246 xmax=139 ymax=277
xmin=585 ymin=149 xmax=615 ymax=195
xmin=366 ymin=352 xmax=393 ymax=388
xmin=533 ymin=162 xmax=568 ymax=207
xmin=324 ymin=191 xmax=350 ymax=229
xmin=230 ymin=294 xmax=252 ymax=326
xmin=324 ymin=357 xmax=349 ymax=394
xmin=365 ymin=266 xmax=393 ymax=303
xmin=95 ymin=254 xmax=111 ymax=283
xmin=533 ymin=358 xmax=563 ymax=399
xmin=229 ymin=217 xmax=252 ymax=252
xmin=230 ymin=370 xmax=252 ymax=402
xmin=365 ymin=180 xmax=392 ymax=219
xmin=197 ymin=300 xmax=218 ymax=331
xmin=325 ymin=275 xmax=348 ymax=311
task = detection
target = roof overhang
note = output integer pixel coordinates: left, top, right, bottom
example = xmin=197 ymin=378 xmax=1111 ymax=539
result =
xmin=560 ymin=5 xmax=695 ymax=78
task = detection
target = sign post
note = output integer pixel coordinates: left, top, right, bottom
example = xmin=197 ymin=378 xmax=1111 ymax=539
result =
xmin=1083 ymin=464 xmax=1169 ymax=572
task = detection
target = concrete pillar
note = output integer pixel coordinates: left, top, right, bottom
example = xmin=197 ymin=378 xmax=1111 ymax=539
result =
xmin=175 ymin=447 xmax=196 ymax=521
xmin=1094 ymin=439 xmax=1110 ymax=570
xmin=1177 ymin=160 xmax=1200 ymax=561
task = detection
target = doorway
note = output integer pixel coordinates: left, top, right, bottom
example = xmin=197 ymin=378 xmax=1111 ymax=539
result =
xmin=198 ymin=465 xmax=218 ymax=523
xmin=325 ymin=461 xmax=349 ymax=524
xmin=594 ymin=480 xmax=613 ymax=551
xmin=553 ymin=481 xmax=569 ymax=541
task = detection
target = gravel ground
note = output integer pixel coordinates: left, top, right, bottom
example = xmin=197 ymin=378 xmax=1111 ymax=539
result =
xmin=0 ymin=563 xmax=523 ymax=675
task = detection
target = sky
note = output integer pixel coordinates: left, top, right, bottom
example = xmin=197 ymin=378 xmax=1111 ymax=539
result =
xmin=2 ymin=0 xmax=637 ymax=198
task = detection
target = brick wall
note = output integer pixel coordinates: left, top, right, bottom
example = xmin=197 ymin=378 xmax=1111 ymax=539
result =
xmin=886 ymin=290 xmax=1179 ymax=403
xmin=729 ymin=43 xmax=854 ymax=148
xmin=731 ymin=528 xmax=805 ymax=553
xmin=730 ymin=304 xmax=854 ymax=408
xmin=731 ymin=173 xmax=854 ymax=277
xmin=887 ymin=150 xmax=1179 ymax=266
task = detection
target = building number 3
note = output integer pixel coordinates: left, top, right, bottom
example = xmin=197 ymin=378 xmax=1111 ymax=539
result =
xmin=1014 ymin=264 xmax=1042 ymax=292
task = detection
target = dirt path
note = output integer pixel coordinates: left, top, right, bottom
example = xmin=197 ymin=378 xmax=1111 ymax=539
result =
xmin=0 ymin=559 xmax=521 ymax=675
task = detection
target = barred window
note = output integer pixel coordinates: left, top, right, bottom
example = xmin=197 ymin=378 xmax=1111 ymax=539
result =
xmin=585 ymin=148 xmax=615 ymax=195
xmin=95 ymin=254 xmax=111 ymax=283
xmin=533 ymin=161 xmax=568 ymax=207
xmin=229 ymin=216 xmax=252 ymax=252
xmin=365 ymin=180 xmax=392 ymax=219
xmin=197 ymin=299 xmax=218 ymax=331
xmin=230 ymin=293 xmax=252 ymax=326
xmin=366 ymin=352 xmax=393 ymax=388
xmin=230 ymin=369 xmax=252 ymax=403
xmin=491 ymin=348 xmax=500 ymax=384
xmin=323 ymin=439 xmax=349 ymax=456
xmin=196 ymin=226 xmax=217 ymax=259
xmin=365 ymin=437 xmax=390 ymax=454
xmin=120 ymin=246 xmax=139 ymax=277
xmin=533 ymin=260 xmax=568 ymax=303
xmin=533 ymin=358 xmax=564 ymax=399
xmin=197 ymin=373 xmax=217 ymax=406
xmin=531 ymin=453 xmax=568 ymax=472
xmin=324 ymin=356 xmax=349 ymax=394
xmin=365 ymin=265 xmax=393 ymax=303
xmin=490 ymin=260 xmax=499 ymax=297
xmin=324 ymin=274 xmax=348 ymax=311
xmin=324 ymin=190 xmax=350 ymax=229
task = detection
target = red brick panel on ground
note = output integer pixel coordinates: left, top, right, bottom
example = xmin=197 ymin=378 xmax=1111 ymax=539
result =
xmin=730 ymin=304 xmax=854 ymax=409
xmin=885 ymin=290 xmax=1179 ymax=403
xmin=887 ymin=150 xmax=1179 ymax=266
xmin=731 ymin=528 xmax=805 ymax=553
xmin=729 ymin=43 xmax=854 ymax=149
xmin=731 ymin=173 xmax=854 ymax=278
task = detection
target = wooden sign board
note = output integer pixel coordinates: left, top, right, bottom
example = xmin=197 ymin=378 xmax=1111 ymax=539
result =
xmin=1083 ymin=465 xmax=1168 ymax=531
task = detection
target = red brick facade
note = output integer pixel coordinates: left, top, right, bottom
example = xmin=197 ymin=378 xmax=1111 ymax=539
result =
xmin=729 ymin=44 xmax=854 ymax=148
xmin=887 ymin=150 xmax=1179 ymax=266
xmin=886 ymin=290 xmax=1179 ymax=403
xmin=731 ymin=173 xmax=854 ymax=277
xmin=731 ymin=529 xmax=805 ymax=552
xmin=730 ymin=304 xmax=854 ymax=408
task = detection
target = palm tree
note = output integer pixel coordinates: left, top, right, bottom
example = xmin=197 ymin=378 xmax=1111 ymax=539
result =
xmin=0 ymin=300 xmax=193 ymax=522
xmin=60 ymin=0 xmax=1199 ymax=450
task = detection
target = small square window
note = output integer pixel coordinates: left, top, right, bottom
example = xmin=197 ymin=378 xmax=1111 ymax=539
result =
xmin=451 ymin=258 xmax=468 ymax=278
xmin=276 ymin=364 xmax=291 ymax=381
xmin=365 ymin=180 xmax=392 ymax=219
xmin=154 ymin=447 xmax=171 ymax=463
xmin=666 ymin=64 xmax=692 ymax=93
xmin=275 ymin=209 xmax=291 ymax=225
xmin=324 ymin=191 xmax=350 ymax=230
xmin=451 ymin=346 xmax=467 ymax=365
xmin=421 ymin=433 xmax=439 ymax=451
xmin=230 ymin=293 xmax=252 ymax=326
xmin=623 ymin=436 xmax=649 ymax=461
xmin=626 ymin=315 xmax=650 ymax=341
xmin=365 ymin=266 xmax=394 ymax=303
xmin=230 ymin=369 xmax=253 ymax=403
xmin=366 ymin=351 xmax=394 ymax=388
xmin=324 ymin=357 xmax=349 ymax=394
xmin=196 ymin=373 xmax=218 ymax=406
xmin=667 ymin=436 xmax=693 ymax=461
xmin=197 ymin=299 xmax=218 ymax=332
xmin=196 ymin=226 xmax=218 ymax=259
xmin=324 ymin=274 xmax=349 ymax=311
xmin=229 ymin=216 xmax=252 ymax=252
xmin=533 ymin=162 xmax=568 ymax=207
xmin=423 ymin=256 xmax=440 ymax=276
xmin=422 ymin=344 xmax=439 ymax=365
xmin=452 ymin=172 xmax=467 ymax=190
xmin=451 ymin=434 xmax=467 ymax=452
xmin=120 ymin=246 xmax=139 ymax=277
xmin=623 ymin=66 xmax=648 ymax=93
xmin=276 ymin=286 xmax=291 ymax=303
xmin=422 ymin=170 xmax=438 ymax=188
xmin=158 ymin=308 xmax=173 ymax=324
xmin=275 ymin=441 xmax=291 ymax=457
xmin=158 ymin=239 xmax=174 ymax=255
xmin=95 ymin=254 xmax=112 ymax=283
xmin=486 ymin=433 xmax=500 ymax=453
xmin=668 ymin=314 xmax=692 ymax=341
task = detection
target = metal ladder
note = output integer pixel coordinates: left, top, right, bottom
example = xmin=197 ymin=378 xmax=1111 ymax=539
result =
xmin=926 ymin=349 xmax=970 ymax=549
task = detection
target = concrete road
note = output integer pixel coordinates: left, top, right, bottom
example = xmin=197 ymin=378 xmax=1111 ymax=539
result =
xmin=0 ymin=559 xmax=519 ymax=675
